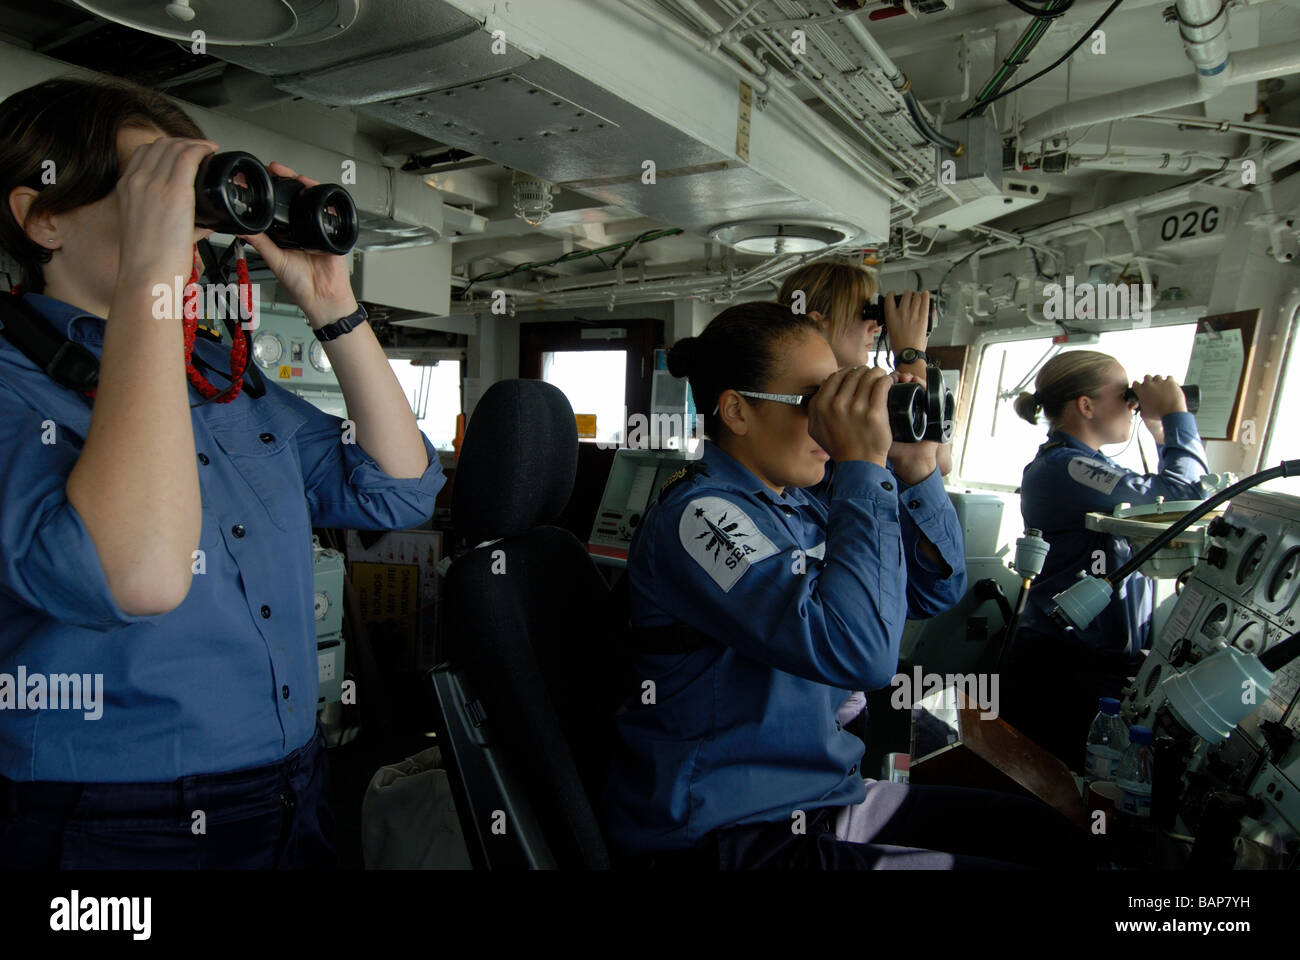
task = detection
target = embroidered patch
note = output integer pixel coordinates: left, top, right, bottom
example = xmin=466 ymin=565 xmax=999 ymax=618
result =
xmin=678 ymin=496 xmax=779 ymax=592
xmin=1067 ymin=456 xmax=1124 ymax=494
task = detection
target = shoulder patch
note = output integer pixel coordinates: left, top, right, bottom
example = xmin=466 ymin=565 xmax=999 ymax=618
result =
xmin=1066 ymin=455 xmax=1124 ymax=494
xmin=678 ymin=496 xmax=778 ymax=593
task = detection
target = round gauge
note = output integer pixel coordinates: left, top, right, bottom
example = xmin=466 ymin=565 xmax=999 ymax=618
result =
xmin=309 ymin=339 xmax=332 ymax=373
xmin=253 ymin=331 xmax=285 ymax=369
xmin=313 ymin=591 xmax=330 ymax=621
xmin=1236 ymin=534 xmax=1268 ymax=586
xmin=1266 ymin=547 xmax=1300 ymax=606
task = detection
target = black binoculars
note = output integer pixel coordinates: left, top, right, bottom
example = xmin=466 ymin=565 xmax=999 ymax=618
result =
xmin=888 ymin=381 xmax=929 ymax=444
xmin=193 ymin=151 xmax=358 ymax=255
xmin=925 ymin=374 xmax=955 ymax=443
xmin=863 ymin=296 xmax=937 ymax=337
xmin=1123 ymin=383 xmax=1200 ymax=415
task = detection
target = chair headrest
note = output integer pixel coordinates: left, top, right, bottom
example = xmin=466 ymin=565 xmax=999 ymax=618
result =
xmin=452 ymin=379 xmax=578 ymax=544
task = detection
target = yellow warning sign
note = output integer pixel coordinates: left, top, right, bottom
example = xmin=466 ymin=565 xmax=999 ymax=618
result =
xmin=575 ymin=414 xmax=597 ymax=439
xmin=278 ymin=365 xmax=292 ymax=380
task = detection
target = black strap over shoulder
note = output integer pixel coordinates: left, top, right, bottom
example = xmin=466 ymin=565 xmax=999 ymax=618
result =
xmin=0 ymin=293 xmax=98 ymax=392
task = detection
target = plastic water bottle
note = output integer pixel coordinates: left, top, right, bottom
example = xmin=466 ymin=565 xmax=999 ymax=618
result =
xmin=1116 ymin=726 xmax=1154 ymax=818
xmin=1084 ymin=697 xmax=1127 ymax=783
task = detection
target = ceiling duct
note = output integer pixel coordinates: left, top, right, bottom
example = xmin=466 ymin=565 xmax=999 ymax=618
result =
xmin=68 ymin=0 xmax=360 ymax=46
xmin=93 ymin=0 xmax=892 ymax=248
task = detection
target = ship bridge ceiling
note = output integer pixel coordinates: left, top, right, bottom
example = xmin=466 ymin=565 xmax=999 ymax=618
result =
xmin=3 ymin=0 xmax=1299 ymax=325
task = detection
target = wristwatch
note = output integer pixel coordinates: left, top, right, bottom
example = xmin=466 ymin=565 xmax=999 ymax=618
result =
xmin=313 ymin=303 xmax=368 ymax=342
xmin=896 ymin=347 xmax=929 ymax=365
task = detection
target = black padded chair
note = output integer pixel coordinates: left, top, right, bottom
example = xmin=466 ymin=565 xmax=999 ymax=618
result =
xmin=428 ymin=379 xmax=632 ymax=869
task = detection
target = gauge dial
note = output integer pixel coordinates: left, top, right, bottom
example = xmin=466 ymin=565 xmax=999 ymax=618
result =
xmin=253 ymin=331 xmax=285 ymax=369
xmin=309 ymin=339 xmax=332 ymax=373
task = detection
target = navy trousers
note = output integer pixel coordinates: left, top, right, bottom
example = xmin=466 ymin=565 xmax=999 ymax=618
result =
xmin=0 ymin=728 xmax=336 ymax=869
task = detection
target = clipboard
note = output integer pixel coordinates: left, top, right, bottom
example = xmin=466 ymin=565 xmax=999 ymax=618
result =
xmin=1183 ymin=309 xmax=1258 ymax=441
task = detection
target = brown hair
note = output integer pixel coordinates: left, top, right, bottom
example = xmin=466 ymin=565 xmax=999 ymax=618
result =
xmin=776 ymin=258 xmax=878 ymax=346
xmin=0 ymin=76 xmax=204 ymax=293
xmin=1014 ymin=350 xmax=1119 ymax=426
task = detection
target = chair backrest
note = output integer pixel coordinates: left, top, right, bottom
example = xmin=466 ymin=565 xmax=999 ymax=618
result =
xmin=430 ymin=379 xmax=630 ymax=869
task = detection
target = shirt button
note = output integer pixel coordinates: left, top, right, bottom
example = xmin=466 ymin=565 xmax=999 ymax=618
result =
xmin=261 ymin=605 xmax=271 ymax=619
xmin=909 ymin=499 xmax=921 ymax=509
xmin=281 ymin=685 xmax=290 ymax=699
xmin=232 ymin=524 xmax=245 ymax=538
xmin=849 ymin=764 xmax=857 ymax=775
xmin=197 ymin=453 xmax=209 ymax=465
xmin=881 ymin=481 xmax=894 ymax=492
xmin=259 ymin=433 xmax=275 ymax=444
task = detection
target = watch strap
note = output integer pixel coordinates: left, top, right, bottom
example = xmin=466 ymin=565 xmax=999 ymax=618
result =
xmin=313 ymin=304 xmax=368 ymax=342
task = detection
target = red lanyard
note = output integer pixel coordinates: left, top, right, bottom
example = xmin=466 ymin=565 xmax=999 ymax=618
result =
xmin=77 ymin=244 xmax=252 ymax=403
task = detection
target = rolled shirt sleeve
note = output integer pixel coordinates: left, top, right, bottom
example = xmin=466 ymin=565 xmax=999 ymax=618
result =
xmin=0 ymin=384 xmax=164 ymax=631
xmin=270 ymin=384 xmax=446 ymax=530
xmin=895 ymin=466 xmax=967 ymax=618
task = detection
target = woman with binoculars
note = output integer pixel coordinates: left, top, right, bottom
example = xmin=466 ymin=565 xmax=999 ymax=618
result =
xmin=601 ymin=300 xmax=1089 ymax=869
xmin=1000 ymin=351 xmax=1208 ymax=768
xmin=0 ymin=76 xmax=443 ymax=868
xmin=772 ymin=259 xmax=966 ymax=734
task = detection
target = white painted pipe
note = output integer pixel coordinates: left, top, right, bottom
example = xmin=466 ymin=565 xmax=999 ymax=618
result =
xmin=901 ymin=140 xmax=1300 ymax=270
xmin=1176 ymin=0 xmax=1230 ymax=78
xmin=1074 ymin=153 xmax=1234 ymax=174
xmin=1019 ymin=40 xmax=1300 ymax=143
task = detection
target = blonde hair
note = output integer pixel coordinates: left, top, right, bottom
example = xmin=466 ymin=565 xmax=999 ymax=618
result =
xmin=776 ymin=259 xmax=879 ymax=346
xmin=1014 ymin=350 xmax=1119 ymax=426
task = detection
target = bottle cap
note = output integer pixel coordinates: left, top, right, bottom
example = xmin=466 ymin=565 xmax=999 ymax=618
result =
xmin=1098 ymin=697 xmax=1121 ymax=715
xmin=1129 ymin=725 xmax=1153 ymax=745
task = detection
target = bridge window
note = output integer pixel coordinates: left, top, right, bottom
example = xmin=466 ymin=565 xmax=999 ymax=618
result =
xmin=542 ymin=349 xmax=628 ymax=444
xmin=962 ymin=324 xmax=1198 ymax=487
xmin=388 ymin=358 xmax=462 ymax=451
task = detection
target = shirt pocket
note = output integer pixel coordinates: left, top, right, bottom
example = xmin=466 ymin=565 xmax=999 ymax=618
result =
xmin=207 ymin=406 xmax=310 ymax=532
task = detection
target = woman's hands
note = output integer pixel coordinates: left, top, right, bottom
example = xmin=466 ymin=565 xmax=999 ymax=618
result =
xmin=882 ymin=289 xmax=932 ymax=355
xmin=808 ymin=366 xmax=896 ymax=468
xmin=1131 ymin=375 xmax=1187 ymax=418
xmin=237 ymin=161 xmax=358 ymax=328
xmin=114 ymin=136 xmax=217 ymax=299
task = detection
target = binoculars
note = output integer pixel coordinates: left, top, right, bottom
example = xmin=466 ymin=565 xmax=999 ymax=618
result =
xmin=885 ymin=374 xmax=953 ymax=444
xmin=863 ymin=296 xmax=937 ymax=338
xmin=193 ymin=151 xmax=358 ymax=255
xmin=1123 ymin=383 xmax=1200 ymax=415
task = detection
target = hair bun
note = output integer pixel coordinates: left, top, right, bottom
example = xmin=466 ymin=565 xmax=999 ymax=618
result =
xmin=667 ymin=337 xmax=696 ymax=379
xmin=1012 ymin=390 xmax=1043 ymax=425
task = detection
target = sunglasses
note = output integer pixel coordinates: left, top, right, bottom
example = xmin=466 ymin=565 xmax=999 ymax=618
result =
xmin=711 ymin=389 xmax=817 ymax=416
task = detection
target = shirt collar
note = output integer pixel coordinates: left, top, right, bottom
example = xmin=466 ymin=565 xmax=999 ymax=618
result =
xmin=1046 ymin=427 xmax=1097 ymax=455
xmin=701 ymin=442 xmax=810 ymax=504
xmin=21 ymin=292 xmax=106 ymax=347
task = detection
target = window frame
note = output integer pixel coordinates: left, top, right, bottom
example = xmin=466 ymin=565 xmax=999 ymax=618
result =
xmin=954 ymin=305 xmax=1210 ymax=489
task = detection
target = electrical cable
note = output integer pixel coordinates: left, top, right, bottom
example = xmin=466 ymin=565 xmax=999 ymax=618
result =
xmin=1004 ymin=0 xmax=1074 ymax=18
xmin=959 ymin=0 xmax=1127 ymax=120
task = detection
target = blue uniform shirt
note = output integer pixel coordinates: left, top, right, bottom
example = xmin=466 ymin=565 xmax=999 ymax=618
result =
xmin=807 ymin=459 xmax=967 ymax=616
xmin=1018 ymin=413 xmax=1208 ymax=660
xmin=0 ymin=293 xmax=445 ymax=782
xmin=601 ymin=442 xmax=964 ymax=853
